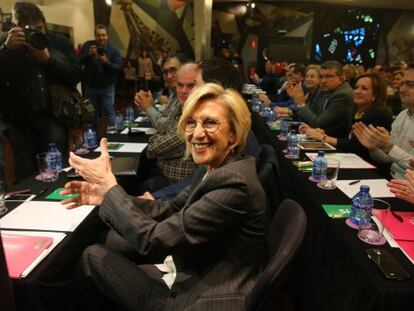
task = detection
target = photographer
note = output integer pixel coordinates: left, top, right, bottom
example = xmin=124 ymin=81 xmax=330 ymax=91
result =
xmin=79 ymin=24 xmax=122 ymax=127
xmin=0 ymin=1 xmax=81 ymax=182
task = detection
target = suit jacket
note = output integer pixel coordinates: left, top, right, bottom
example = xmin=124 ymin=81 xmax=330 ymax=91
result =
xmin=99 ymin=154 xmax=267 ymax=310
xmin=297 ymin=82 xmax=354 ymax=138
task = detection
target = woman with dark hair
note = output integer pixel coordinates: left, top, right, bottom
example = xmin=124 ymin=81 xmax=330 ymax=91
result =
xmin=301 ymin=73 xmax=393 ymax=162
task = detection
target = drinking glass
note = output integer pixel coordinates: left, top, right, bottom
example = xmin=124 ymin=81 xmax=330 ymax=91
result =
xmin=73 ymin=130 xmax=89 ymax=155
xmin=358 ymin=199 xmax=391 ymax=245
xmin=35 ymin=152 xmax=58 ymax=182
xmin=0 ymin=181 xmax=7 ymax=215
xmin=106 ymin=118 xmax=117 ymax=134
xmin=317 ymin=159 xmax=340 ymax=190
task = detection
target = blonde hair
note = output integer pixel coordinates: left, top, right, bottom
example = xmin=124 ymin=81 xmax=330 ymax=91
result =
xmin=177 ymin=83 xmax=251 ymax=157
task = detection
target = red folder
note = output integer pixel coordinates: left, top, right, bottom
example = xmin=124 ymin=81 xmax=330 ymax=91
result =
xmin=1 ymin=233 xmax=53 ymax=279
xmin=376 ymin=210 xmax=414 ymax=241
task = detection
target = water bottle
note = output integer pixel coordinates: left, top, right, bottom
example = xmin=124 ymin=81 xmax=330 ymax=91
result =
xmin=251 ymin=93 xmax=260 ymax=112
xmin=279 ymin=120 xmax=289 ymax=141
xmin=84 ymin=124 xmax=98 ymax=149
xmin=349 ymin=185 xmax=373 ymax=226
xmin=310 ymin=151 xmax=327 ymax=182
xmin=127 ymin=106 xmax=135 ymax=121
xmin=286 ymin=129 xmax=300 ymax=159
xmin=47 ymin=143 xmax=62 ymax=174
xmin=115 ymin=111 xmax=124 ymax=132
xmin=267 ymin=108 xmax=275 ymax=126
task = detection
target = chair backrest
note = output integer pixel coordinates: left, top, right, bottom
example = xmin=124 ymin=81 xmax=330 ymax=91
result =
xmin=245 ymin=199 xmax=307 ymax=311
xmin=0 ymin=235 xmax=15 ymax=311
xmin=256 ymin=144 xmax=282 ymax=221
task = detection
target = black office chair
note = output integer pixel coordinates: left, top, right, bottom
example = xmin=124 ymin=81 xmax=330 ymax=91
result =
xmin=0 ymin=235 xmax=15 ymax=311
xmin=256 ymin=144 xmax=282 ymax=221
xmin=245 ymin=199 xmax=307 ymax=311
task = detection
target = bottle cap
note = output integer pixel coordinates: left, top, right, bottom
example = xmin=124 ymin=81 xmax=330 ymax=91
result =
xmin=360 ymin=185 xmax=370 ymax=192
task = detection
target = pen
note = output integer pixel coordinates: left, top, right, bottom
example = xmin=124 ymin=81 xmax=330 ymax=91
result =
xmin=349 ymin=180 xmax=360 ymax=185
xmin=390 ymin=210 xmax=403 ymax=223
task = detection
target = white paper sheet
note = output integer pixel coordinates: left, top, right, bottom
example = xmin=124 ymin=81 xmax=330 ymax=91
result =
xmin=306 ymin=152 xmax=376 ymax=169
xmin=120 ymin=127 xmax=156 ymax=135
xmin=0 ymin=230 xmax=67 ymax=278
xmin=0 ymin=201 xmax=95 ymax=232
xmin=95 ymin=142 xmax=147 ymax=153
xmin=336 ymin=179 xmax=395 ymax=198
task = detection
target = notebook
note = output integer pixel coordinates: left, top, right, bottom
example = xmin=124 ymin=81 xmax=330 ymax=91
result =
xmin=2 ymin=233 xmax=53 ymax=279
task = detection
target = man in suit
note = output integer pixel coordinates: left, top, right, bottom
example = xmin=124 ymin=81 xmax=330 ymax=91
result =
xmin=296 ymin=60 xmax=354 ymax=138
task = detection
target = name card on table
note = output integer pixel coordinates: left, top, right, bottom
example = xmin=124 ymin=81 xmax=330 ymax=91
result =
xmin=95 ymin=142 xmax=147 ymax=153
xmin=0 ymin=201 xmax=94 ymax=232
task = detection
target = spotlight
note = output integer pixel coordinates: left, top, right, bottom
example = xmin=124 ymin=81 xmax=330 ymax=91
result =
xmin=251 ymin=2 xmax=256 ymax=8
xmin=105 ymin=0 xmax=112 ymax=5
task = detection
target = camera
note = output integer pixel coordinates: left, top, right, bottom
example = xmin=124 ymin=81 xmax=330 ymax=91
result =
xmin=24 ymin=25 xmax=48 ymax=50
xmin=97 ymin=46 xmax=105 ymax=55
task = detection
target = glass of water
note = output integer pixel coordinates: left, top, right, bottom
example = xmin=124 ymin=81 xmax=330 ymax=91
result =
xmin=317 ymin=159 xmax=340 ymax=190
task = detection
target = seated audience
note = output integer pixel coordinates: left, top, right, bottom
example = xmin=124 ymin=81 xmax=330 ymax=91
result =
xmin=275 ymin=64 xmax=320 ymax=118
xmin=274 ymin=63 xmax=305 ymax=108
xmin=136 ymin=63 xmax=199 ymax=193
xmin=386 ymin=69 xmax=404 ymax=117
xmin=353 ymin=65 xmax=414 ymax=179
xmin=134 ymin=54 xmax=187 ymax=130
xmin=61 ymin=83 xmax=266 ymax=310
xmin=300 ymin=73 xmax=392 ymax=163
xmin=294 ymin=61 xmax=354 ymax=138
xmin=387 ymin=168 xmax=414 ymax=204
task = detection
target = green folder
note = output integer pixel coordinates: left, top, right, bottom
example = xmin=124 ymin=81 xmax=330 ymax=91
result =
xmin=322 ymin=204 xmax=351 ymax=219
xmin=46 ymin=188 xmax=79 ymax=200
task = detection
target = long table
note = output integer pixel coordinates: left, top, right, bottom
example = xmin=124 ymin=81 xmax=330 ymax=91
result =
xmin=272 ymin=135 xmax=414 ymax=311
xmin=3 ymin=129 xmax=151 ymax=311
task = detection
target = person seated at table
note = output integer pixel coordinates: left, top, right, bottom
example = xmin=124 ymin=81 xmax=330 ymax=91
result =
xmin=134 ymin=53 xmax=188 ymax=131
xmin=353 ymin=65 xmax=414 ymax=179
xmin=136 ymin=63 xmax=199 ymax=194
xmin=273 ymin=63 xmax=306 ymax=108
xmin=300 ymin=73 xmax=393 ymax=164
xmin=292 ymin=61 xmax=354 ymax=138
xmin=387 ymin=168 xmax=414 ymax=204
xmin=61 ymin=83 xmax=266 ymax=311
xmin=275 ymin=64 xmax=320 ymax=118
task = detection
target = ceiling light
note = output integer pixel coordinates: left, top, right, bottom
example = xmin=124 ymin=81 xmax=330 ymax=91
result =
xmin=105 ymin=0 xmax=112 ymax=6
xmin=251 ymin=2 xmax=256 ymax=8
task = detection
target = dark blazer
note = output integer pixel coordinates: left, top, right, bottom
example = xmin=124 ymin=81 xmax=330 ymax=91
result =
xmin=297 ymin=82 xmax=354 ymax=138
xmin=337 ymin=107 xmax=393 ymax=163
xmin=99 ymin=154 xmax=267 ymax=310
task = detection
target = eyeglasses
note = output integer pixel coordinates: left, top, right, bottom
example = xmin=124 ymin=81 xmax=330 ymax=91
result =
xmin=401 ymin=80 xmax=414 ymax=88
xmin=320 ymin=74 xmax=338 ymax=79
xmin=162 ymin=67 xmax=177 ymax=76
xmin=182 ymin=117 xmax=228 ymax=133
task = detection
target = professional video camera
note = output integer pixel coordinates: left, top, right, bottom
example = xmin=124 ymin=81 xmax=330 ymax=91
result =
xmin=24 ymin=25 xmax=47 ymax=50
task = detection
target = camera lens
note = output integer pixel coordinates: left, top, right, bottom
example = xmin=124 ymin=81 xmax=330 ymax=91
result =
xmin=30 ymin=32 xmax=48 ymax=50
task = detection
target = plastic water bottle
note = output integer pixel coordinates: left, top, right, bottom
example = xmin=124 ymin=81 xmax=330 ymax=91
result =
xmin=252 ymin=93 xmax=260 ymax=112
xmin=115 ymin=111 xmax=124 ymax=132
xmin=126 ymin=106 xmax=135 ymax=122
xmin=84 ymin=124 xmax=98 ymax=149
xmin=349 ymin=185 xmax=373 ymax=226
xmin=279 ymin=120 xmax=289 ymax=141
xmin=310 ymin=151 xmax=327 ymax=182
xmin=286 ymin=129 xmax=300 ymax=159
xmin=266 ymin=108 xmax=275 ymax=126
xmin=47 ymin=143 xmax=62 ymax=174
